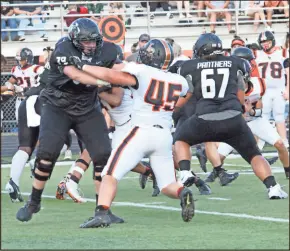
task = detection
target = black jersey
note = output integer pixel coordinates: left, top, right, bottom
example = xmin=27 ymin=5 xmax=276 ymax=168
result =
xmin=40 ymin=36 xmax=118 ymax=116
xmin=179 ymin=55 xmax=249 ymax=116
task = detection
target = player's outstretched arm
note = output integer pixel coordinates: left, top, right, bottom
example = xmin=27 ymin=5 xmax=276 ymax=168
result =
xmin=98 ymin=87 xmax=124 ymax=108
xmin=69 ymin=56 xmax=137 ymax=87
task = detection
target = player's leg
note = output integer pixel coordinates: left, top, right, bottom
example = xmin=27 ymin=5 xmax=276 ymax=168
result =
xmin=150 ymin=128 xmax=194 ymax=222
xmin=248 ymin=117 xmax=289 ymax=179
xmin=80 ymin=126 xmax=143 ymax=228
xmin=225 ymin=115 xmax=288 ymax=199
xmin=6 ymin=99 xmax=39 ymax=202
xmin=272 ymin=91 xmax=289 ymax=147
xmin=16 ymin=104 xmax=72 ymax=222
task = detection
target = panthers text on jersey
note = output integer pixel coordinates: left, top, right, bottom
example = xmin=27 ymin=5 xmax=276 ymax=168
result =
xmin=254 ymin=47 xmax=289 ymax=89
xmin=121 ymin=62 xmax=189 ymax=129
xmin=179 ymin=55 xmax=249 ymax=116
xmin=40 ymin=36 xmax=118 ymax=116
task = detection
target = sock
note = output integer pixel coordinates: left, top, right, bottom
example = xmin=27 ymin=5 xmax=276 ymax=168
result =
xmin=178 ymin=160 xmax=191 ymax=171
xmin=70 ymin=174 xmax=80 ymax=184
xmin=263 ymin=176 xmax=277 ymax=189
xmin=213 ymin=165 xmax=223 ymax=173
xmin=143 ymin=167 xmax=152 ymax=176
xmin=284 ymin=167 xmax=289 ymax=174
xmin=97 ymin=205 xmax=109 ymax=211
xmin=10 ymin=150 xmax=29 ymax=186
xmin=196 ymin=144 xmax=202 ymax=150
xmin=96 ymin=194 xmax=98 ymax=206
xmin=31 ymin=186 xmax=43 ymax=204
xmin=177 ymin=186 xmax=185 ymax=197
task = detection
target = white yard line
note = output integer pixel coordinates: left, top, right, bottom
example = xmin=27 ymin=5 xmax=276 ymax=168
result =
xmin=2 ymin=191 xmax=288 ymax=223
xmin=207 ymin=197 xmax=231 ymax=201
xmin=1 ymin=153 xmax=278 ymax=169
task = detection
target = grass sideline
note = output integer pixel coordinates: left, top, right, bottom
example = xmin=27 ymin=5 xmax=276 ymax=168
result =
xmin=1 ymin=158 xmax=289 ymax=249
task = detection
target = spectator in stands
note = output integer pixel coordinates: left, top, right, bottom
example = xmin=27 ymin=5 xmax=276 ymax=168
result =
xmin=13 ymin=0 xmax=48 ymax=41
xmin=205 ymin=1 xmax=235 ymax=34
xmin=265 ymin=1 xmax=289 ymax=30
xmin=87 ymin=1 xmax=104 ymax=23
xmin=1 ymin=2 xmax=19 ymax=41
xmin=245 ymin=1 xmax=269 ymax=32
xmin=108 ymin=2 xmax=132 ymax=26
xmin=175 ymin=1 xmax=192 ymax=19
xmin=141 ymin=1 xmax=174 ymax=20
xmin=125 ymin=33 xmax=151 ymax=62
xmin=64 ymin=4 xmax=79 ymax=27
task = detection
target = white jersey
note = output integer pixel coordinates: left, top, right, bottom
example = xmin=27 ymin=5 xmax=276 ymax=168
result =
xmin=122 ymin=62 xmax=189 ymax=129
xmin=245 ymin=77 xmax=266 ymax=122
xmin=11 ymin=64 xmax=44 ymax=88
xmin=101 ymin=88 xmax=133 ymax=126
xmin=254 ymin=47 xmax=288 ymax=89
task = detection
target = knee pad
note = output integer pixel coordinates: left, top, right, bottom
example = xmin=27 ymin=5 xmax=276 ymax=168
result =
xmin=33 ymin=158 xmax=54 ymax=181
xmin=93 ymin=165 xmax=104 ymax=181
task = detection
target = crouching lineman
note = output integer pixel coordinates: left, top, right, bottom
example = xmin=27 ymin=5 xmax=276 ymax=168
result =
xmin=218 ymin=47 xmax=290 ymax=180
xmin=69 ymin=39 xmax=195 ymax=227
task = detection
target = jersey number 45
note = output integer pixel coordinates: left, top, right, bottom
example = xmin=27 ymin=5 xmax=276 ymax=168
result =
xmin=144 ymin=79 xmax=182 ymax=111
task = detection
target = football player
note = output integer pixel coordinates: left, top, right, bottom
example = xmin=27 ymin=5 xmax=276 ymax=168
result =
xmin=69 ymin=38 xmax=195 ymax=228
xmin=217 ymin=47 xmax=290 ymax=179
xmin=173 ymin=33 xmax=287 ymax=199
xmin=16 ymin=18 xmax=122 ymax=223
xmin=254 ymin=31 xmax=289 ymax=148
xmin=5 ymin=48 xmax=44 ymax=202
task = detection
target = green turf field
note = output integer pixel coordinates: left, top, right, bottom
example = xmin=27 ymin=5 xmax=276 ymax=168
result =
xmin=1 ymin=158 xmax=289 ymax=250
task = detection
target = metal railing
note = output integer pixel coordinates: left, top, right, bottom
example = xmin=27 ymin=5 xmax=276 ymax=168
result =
xmin=1 ymin=1 xmax=289 ymax=39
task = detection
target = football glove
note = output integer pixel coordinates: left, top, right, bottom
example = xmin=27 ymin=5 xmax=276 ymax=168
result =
xmin=69 ymin=56 xmax=85 ymax=70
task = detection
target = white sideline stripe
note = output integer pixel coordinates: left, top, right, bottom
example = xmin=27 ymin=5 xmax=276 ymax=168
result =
xmin=0 ymin=152 xmax=278 ymax=169
xmin=2 ymin=191 xmax=288 ymax=223
xmin=207 ymin=197 xmax=231 ymax=201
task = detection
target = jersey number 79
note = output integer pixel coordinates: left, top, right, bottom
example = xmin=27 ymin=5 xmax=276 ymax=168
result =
xmin=144 ymin=78 xmax=182 ymax=111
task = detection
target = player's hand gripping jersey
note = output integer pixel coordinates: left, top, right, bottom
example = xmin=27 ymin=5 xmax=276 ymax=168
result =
xmin=40 ymin=36 xmax=118 ymax=116
xmin=121 ymin=62 xmax=189 ymax=129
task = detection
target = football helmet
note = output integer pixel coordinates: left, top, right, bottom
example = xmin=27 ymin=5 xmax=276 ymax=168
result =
xmin=68 ymin=18 xmax=103 ymax=56
xmin=258 ymin=31 xmax=275 ymax=52
xmin=137 ymin=39 xmax=174 ymax=70
xmin=193 ymin=33 xmax=223 ymax=58
xmin=15 ymin=48 xmax=34 ymax=67
xmin=232 ymin=46 xmax=255 ymax=62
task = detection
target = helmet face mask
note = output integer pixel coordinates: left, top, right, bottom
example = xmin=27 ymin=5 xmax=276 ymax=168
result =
xmin=258 ymin=31 xmax=275 ymax=52
xmin=69 ymin=18 xmax=103 ymax=57
xmin=15 ymin=48 xmax=34 ymax=67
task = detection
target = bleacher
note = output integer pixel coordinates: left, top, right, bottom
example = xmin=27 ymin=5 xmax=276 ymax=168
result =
xmin=1 ymin=1 xmax=289 ymax=57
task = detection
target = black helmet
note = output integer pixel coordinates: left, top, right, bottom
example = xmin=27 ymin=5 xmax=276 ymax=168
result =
xmin=258 ymin=31 xmax=275 ymax=52
xmin=137 ymin=39 xmax=174 ymax=70
xmin=232 ymin=47 xmax=255 ymax=61
xmin=68 ymin=18 xmax=103 ymax=56
xmin=193 ymin=33 xmax=223 ymax=58
xmin=15 ymin=48 xmax=34 ymax=66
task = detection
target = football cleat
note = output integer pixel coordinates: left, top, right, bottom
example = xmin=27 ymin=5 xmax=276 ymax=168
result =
xmin=196 ymin=146 xmax=207 ymax=173
xmin=65 ymin=178 xmax=87 ymax=203
xmin=55 ymin=179 xmax=67 ymax=200
xmin=5 ymin=178 xmax=24 ymax=202
xmin=179 ymin=187 xmax=195 ymax=222
xmin=64 ymin=149 xmax=72 ymax=160
xmin=265 ymin=156 xmax=279 ymax=166
xmin=152 ymin=175 xmax=160 ymax=197
xmin=107 ymin=209 xmax=125 ymax=223
xmin=268 ymin=184 xmax=288 ymax=199
xmin=179 ymin=170 xmax=196 ymax=187
xmin=80 ymin=209 xmax=111 ymax=228
xmin=218 ymin=170 xmax=239 ymax=186
xmin=16 ymin=197 xmax=41 ymax=222
xmin=205 ymin=169 xmax=218 ymax=183
xmin=194 ymin=178 xmax=211 ymax=195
